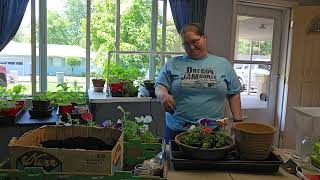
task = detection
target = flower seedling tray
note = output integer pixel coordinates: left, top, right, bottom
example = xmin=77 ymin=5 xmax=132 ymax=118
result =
xmin=170 ymin=140 xmax=283 ymax=173
xmin=0 ymin=104 xmax=25 ymax=126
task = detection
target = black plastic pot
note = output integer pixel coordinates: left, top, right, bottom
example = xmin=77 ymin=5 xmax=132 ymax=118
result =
xmin=32 ymin=100 xmax=51 ymax=111
xmin=29 ymin=106 xmax=54 ymax=119
xmin=175 ymin=132 xmax=234 ymax=160
xmin=143 ymin=81 xmax=155 ymax=90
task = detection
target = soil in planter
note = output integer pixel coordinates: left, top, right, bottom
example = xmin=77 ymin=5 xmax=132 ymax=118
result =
xmin=41 ymin=136 xmax=114 ymax=150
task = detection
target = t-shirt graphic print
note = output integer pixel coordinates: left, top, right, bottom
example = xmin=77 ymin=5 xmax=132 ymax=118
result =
xmin=181 ymin=67 xmax=219 ymax=88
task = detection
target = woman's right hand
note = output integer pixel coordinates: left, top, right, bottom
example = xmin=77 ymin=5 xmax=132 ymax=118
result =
xmin=160 ymin=93 xmax=176 ymax=113
xmin=155 ymin=84 xmax=176 ymax=114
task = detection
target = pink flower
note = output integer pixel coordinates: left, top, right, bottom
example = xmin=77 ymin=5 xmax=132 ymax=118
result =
xmin=202 ymin=127 xmax=213 ymax=134
xmin=82 ymin=112 xmax=93 ymax=121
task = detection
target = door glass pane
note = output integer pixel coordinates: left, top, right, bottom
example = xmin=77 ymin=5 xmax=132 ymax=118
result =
xmin=47 ymin=0 xmax=87 ymax=92
xmin=235 ymin=16 xmax=274 ymax=62
xmin=234 ymin=63 xmax=271 ymax=109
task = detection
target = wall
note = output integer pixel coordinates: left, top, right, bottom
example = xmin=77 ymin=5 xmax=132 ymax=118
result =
xmin=205 ymin=0 xmax=236 ymax=61
xmin=282 ymin=6 xmax=320 ymax=148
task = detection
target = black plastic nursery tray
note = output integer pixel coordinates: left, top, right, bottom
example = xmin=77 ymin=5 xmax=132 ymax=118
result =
xmin=170 ymin=141 xmax=283 ymax=173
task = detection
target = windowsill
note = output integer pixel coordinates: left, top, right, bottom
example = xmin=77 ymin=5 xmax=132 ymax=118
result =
xmin=88 ymin=89 xmax=156 ymax=103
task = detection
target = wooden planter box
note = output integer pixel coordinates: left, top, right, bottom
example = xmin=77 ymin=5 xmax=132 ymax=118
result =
xmin=8 ymin=125 xmax=123 ymax=175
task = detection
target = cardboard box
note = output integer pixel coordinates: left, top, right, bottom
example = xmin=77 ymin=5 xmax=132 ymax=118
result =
xmin=8 ymin=125 xmax=123 ymax=175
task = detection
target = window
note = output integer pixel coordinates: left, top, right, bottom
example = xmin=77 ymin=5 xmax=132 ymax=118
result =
xmin=47 ymin=0 xmax=87 ymax=92
xmin=4 ymin=0 xmax=182 ymax=94
xmin=0 ymin=1 xmax=32 ymax=94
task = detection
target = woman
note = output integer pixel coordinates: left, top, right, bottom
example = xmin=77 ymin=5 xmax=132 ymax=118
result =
xmin=155 ymin=23 xmax=243 ymax=143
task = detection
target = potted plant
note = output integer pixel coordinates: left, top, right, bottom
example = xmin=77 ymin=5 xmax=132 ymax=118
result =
xmin=49 ymin=83 xmax=73 ymax=116
xmin=104 ymin=63 xmax=142 ymax=97
xmin=104 ymin=106 xmax=163 ymax=169
xmin=141 ymin=80 xmax=156 ymax=97
xmin=32 ymin=92 xmax=51 ymax=111
xmin=0 ymin=85 xmax=26 ymax=117
xmin=91 ymin=71 xmax=106 ymax=92
xmin=29 ymin=92 xmax=54 ymax=118
xmin=175 ymin=125 xmax=234 ymax=160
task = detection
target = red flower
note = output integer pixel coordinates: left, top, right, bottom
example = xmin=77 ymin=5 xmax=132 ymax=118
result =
xmin=82 ymin=112 xmax=93 ymax=121
xmin=202 ymin=127 xmax=213 ymax=134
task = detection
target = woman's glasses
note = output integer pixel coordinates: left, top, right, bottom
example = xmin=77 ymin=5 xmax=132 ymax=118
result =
xmin=182 ymin=36 xmax=202 ymax=49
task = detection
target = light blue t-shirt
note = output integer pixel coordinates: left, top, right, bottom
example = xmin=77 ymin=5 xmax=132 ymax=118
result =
xmin=156 ymin=54 xmax=242 ymax=131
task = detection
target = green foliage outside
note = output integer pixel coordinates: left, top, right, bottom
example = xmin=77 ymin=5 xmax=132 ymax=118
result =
xmin=238 ymin=39 xmax=272 ymax=56
xmin=66 ymin=56 xmax=82 ymax=73
xmin=13 ymin=0 xmax=181 ymax=79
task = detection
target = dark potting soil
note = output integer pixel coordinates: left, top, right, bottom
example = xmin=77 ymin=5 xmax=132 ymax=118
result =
xmin=41 ymin=136 xmax=114 ymax=150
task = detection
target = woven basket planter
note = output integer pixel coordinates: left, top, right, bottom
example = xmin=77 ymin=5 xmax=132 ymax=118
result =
xmin=232 ymin=122 xmax=276 ymax=160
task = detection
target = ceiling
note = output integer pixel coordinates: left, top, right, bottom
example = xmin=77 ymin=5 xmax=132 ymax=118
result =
xmin=238 ymin=16 xmax=274 ymax=41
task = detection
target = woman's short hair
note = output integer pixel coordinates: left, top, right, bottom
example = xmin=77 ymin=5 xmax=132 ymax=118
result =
xmin=180 ymin=23 xmax=204 ymax=37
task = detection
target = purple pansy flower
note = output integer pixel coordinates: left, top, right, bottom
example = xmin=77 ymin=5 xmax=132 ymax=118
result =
xmin=113 ymin=119 xmax=122 ymax=129
xmin=102 ymin=120 xmax=113 ymax=128
xmin=198 ymin=118 xmax=215 ymax=126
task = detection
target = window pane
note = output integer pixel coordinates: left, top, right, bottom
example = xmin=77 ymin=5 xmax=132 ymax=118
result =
xmin=120 ymin=0 xmax=151 ymax=51
xmin=47 ymin=0 xmax=87 ymax=92
xmin=0 ymin=2 xmax=32 ymax=94
xmin=166 ymin=1 xmax=183 ymax=52
xmin=90 ymin=0 xmax=116 ymax=89
xmin=234 ymin=63 xmax=271 ymax=109
xmin=235 ymin=16 xmax=274 ymax=62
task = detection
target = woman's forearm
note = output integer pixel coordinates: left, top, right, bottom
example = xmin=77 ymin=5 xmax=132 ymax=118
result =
xmin=155 ymin=84 xmax=169 ymax=98
xmin=227 ymin=94 xmax=242 ymax=121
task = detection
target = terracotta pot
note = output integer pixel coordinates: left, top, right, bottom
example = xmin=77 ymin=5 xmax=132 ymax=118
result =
xmin=92 ymin=79 xmax=106 ymax=87
xmin=175 ymin=132 xmax=234 ymax=160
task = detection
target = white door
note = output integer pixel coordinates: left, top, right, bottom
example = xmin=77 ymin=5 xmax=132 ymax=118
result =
xmin=234 ymin=4 xmax=284 ymax=126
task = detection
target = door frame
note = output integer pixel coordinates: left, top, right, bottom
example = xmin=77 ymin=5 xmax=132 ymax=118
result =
xmin=232 ymin=2 xmax=291 ymax=147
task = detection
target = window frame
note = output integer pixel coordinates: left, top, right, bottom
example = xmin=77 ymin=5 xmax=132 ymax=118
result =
xmin=32 ymin=0 xmax=183 ymax=95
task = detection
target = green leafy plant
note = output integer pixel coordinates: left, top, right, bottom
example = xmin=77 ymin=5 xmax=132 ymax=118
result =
xmin=0 ymin=85 xmax=26 ymax=110
xmin=181 ymin=126 xmax=228 ymax=149
xmin=117 ymin=106 xmax=156 ymax=143
xmin=49 ymin=82 xmax=87 ymax=106
xmin=33 ymin=92 xmax=52 ymax=101
xmin=104 ymin=63 xmax=142 ymax=83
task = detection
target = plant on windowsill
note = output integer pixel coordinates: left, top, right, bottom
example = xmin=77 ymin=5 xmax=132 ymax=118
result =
xmin=91 ymin=71 xmax=106 ymax=92
xmin=104 ymin=63 xmax=142 ymax=97
xmin=49 ymin=82 xmax=88 ymax=117
xmin=29 ymin=92 xmax=54 ymax=118
xmin=32 ymin=92 xmax=52 ymax=111
xmin=0 ymin=85 xmax=26 ymax=117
